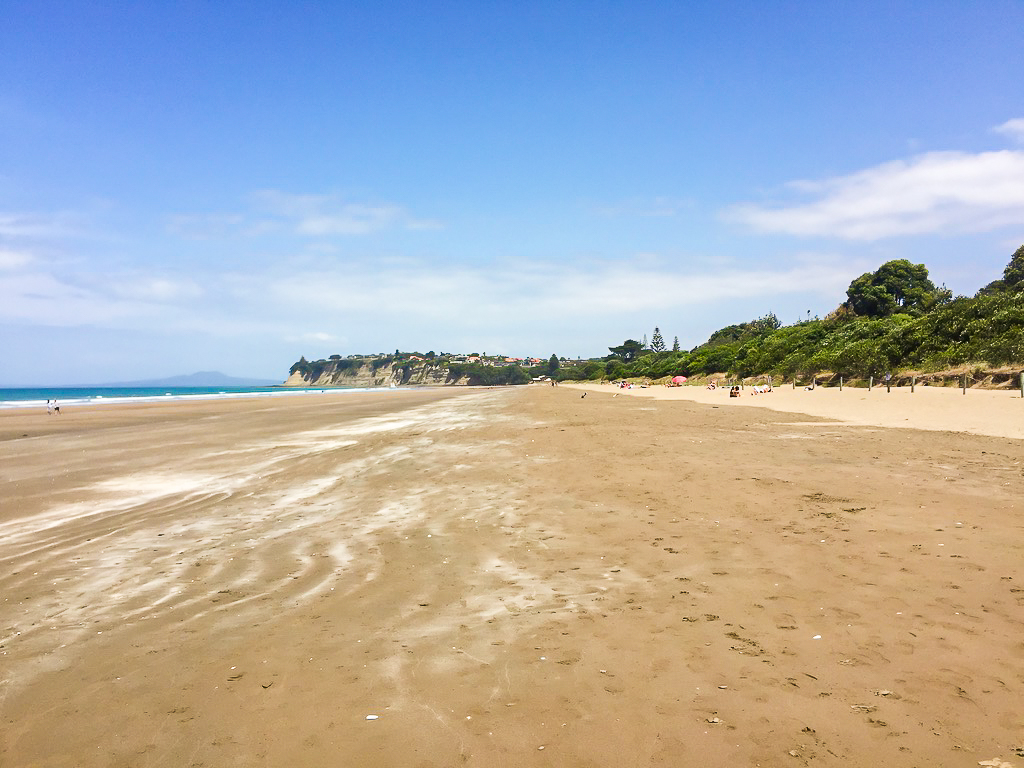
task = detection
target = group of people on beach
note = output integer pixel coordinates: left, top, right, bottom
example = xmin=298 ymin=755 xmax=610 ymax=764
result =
xmin=46 ymin=399 xmax=60 ymax=415
xmin=729 ymin=384 xmax=772 ymax=397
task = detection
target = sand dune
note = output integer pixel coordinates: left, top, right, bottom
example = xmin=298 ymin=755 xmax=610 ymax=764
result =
xmin=1 ymin=387 xmax=1022 ymax=766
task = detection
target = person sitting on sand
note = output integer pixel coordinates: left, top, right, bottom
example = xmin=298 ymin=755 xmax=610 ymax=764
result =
xmin=729 ymin=386 xmax=740 ymax=398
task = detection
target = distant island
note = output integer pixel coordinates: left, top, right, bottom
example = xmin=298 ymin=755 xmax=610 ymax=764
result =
xmin=94 ymin=371 xmax=282 ymax=388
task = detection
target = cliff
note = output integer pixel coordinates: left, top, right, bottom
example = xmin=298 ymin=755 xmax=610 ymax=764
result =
xmin=283 ymin=358 xmax=468 ymax=388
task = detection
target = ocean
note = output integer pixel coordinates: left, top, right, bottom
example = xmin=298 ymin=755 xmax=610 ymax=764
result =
xmin=0 ymin=385 xmax=386 ymax=409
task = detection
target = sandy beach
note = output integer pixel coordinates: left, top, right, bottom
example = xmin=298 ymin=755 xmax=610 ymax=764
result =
xmin=561 ymin=380 xmax=1024 ymax=440
xmin=1 ymin=386 xmax=1022 ymax=767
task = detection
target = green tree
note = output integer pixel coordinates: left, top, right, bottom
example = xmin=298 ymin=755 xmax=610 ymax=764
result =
xmin=1003 ymin=244 xmax=1024 ymax=288
xmin=607 ymin=339 xmax=645 ymax=362
xmin=979 ymin=244 xmax=1024 ymax=296
xmin=547 ymin=354 xmax=560 ymax=376
xmin=606 ymin=360 xmax=627 ymax=379
xmin=672 ymin=336 xmax=680 ymax=352
xmin=845 ymin=260 xmax=947 ymax=318
xmin=751 ymin=313 xmax=782 ymax=333
xmin=445 ymin=363 xmax=530 ymax=386
xmin=651 ymin=327 xmax=666 ymax=353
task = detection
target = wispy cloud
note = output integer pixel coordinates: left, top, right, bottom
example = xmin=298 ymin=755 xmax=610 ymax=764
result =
xmin=285 ymin=331 xmax=340 ymax=344
xmin=253 ymin=190 xmax=443 ymax=236
xmin=0 ymin=272 xmax=134 ymax=326
xmin=0 ymin=211 xmax=84 ymax=239
xmin=0 ymin=249 xmax=854 ymax=337
xmin=724 ymin=150 xmax=1024 ymax=240
xmin=258 ymin=257 xmax=853 ymax=321
xmin=994 ymin=117 xmax=1024 ymax=143
xmin=167 ymin=191 xmax=443 ymax=239
xmin=0 ymin=247 xmax=33 ymax=270
xmin=165 ymin=213 xmax=248 ymax=240
xmin=108 ymin=276 xmax=203 ymax=302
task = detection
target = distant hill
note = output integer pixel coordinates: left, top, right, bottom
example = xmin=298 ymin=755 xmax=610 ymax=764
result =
xmin=98 ymin=371 xmax=281 ymax=387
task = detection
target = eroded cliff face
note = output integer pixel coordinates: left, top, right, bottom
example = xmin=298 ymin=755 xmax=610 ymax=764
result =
xmin=284 ymin=360 xmax=467 ymax=388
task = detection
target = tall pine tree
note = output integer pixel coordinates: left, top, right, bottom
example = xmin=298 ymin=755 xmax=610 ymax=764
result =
xmin=651 ymin=327 xmax=666 ymax=353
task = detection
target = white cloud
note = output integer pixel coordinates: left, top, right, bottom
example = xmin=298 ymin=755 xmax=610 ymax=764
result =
xmin=166 ymin=192 xmax=442 ymax=240
xmin=258 ymin=257 xmax=852 ymax=322
xmin=108 ymin=277 xmax=203 ymax=302
xmin=302 ymin=331 xmax=336 ymax=342
xmin=296 ymin=204 xmax=402 ymax=235
xmin=0 ymin=248 xmax=32 ymax=270
xmin=166 ymin=213 xmax=248 ymax=239
xmin=725 ymin=150 xmax=1024 ymax=240
xmin=0 ymin=272 xmax=133 ymax=325
xmin=252 ymin=190 xmax=442 ymax=236
xmin=0 ymin=268 xmax=206 ymax=327
xmin=404 ymin=217 xmax=445 ymax=231
xmin=994 ymin=118 xmax=1024 ymax=143
xmin=0 ymin=211 xmax=82 ymax=239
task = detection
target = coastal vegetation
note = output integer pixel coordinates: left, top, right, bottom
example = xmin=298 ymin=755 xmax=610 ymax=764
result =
xmin=444 ymin=363 xmax=532 ymax=386
xmin=287 ymin=247 xmax=1024 ymax=388
xmin=546 ymin=247 xmax=1024 ymax=385
xmin=287 ymin=352 xmax=534 ymax=387
xmin=573 ymin=247 xmax=1024 ymax=384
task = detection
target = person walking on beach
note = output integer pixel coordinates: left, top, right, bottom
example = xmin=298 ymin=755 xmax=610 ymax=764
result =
xmin=46 ymin=399 xmax=54 ymax=415
xmin=53 ymin=399 xmax=60 ymax=414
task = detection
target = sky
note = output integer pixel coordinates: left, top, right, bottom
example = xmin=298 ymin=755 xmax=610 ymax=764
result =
xmin=2 ymin=1 xmax=1023 ymax=385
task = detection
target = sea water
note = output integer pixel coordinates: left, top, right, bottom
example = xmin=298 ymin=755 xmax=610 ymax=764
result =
xmin=0 ymin=385 xmax=385 ymax=410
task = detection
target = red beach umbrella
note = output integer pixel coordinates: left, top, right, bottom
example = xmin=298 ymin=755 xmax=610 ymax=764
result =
xmin=672 ymin=376 xmax=687 ymax=384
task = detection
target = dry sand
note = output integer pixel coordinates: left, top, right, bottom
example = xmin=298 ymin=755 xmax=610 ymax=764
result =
xmin=1 ymin=386 xmax=1022 ymax=767
xmin=562 ymin=380 xmax=1024 ymax=440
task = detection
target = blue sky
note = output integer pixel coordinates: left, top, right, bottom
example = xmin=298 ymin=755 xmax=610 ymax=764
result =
xmin=2 ymin=1 xmax=1023 ymax=385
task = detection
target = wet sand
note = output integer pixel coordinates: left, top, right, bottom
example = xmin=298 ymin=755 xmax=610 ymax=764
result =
xmin=1 ymin=386 xmax=1022 ymax=766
